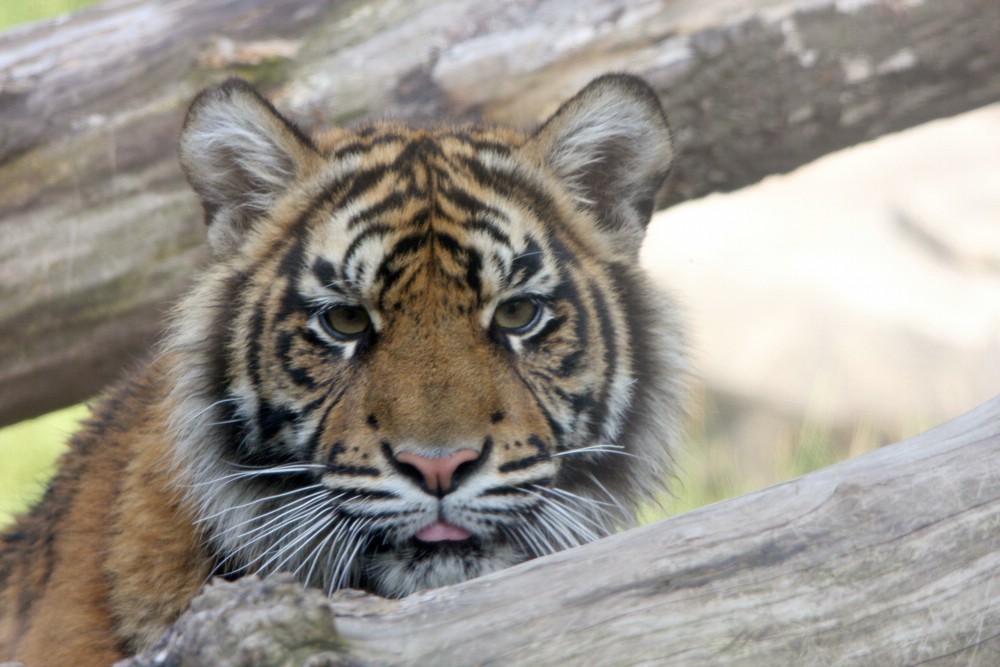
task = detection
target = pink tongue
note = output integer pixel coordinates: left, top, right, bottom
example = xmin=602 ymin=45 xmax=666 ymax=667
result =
xmin=415 ymin=520 xmax=472 ymax=542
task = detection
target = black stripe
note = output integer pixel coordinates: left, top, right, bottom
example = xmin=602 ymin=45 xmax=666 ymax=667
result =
xmin=312 ymin=257 xmax=341 ymax=288
xmin=325 ymin=463 xmax=381 ymax=477
xmin=375 ymin=227 xmax=431 ymax=295
xmin=497 ymin=435 xmax=549 ymax=474
xmin=440 ymin=186 xmax=513 ymax=245
xmin=342 ymin=489 xmax=397 ymax=501
xmin=455 ymin=155 xmax=566 ymax=241
xmin=215 ymin=394 xmax=252 ymax=463
xmin=388 ymin=227 xmax=432 ymax=257
xmin=332 ymin=132 xmax=408 ymax=158
xmin=277 ymin=258 xmax=308 ymax=322
xmin=393 ymin=135 xmax=441 ymax=166
xmin=522 ymin=314 xmax=566 ymax=347
xmin=342 ymin=223 xmax=395 ymax=269
xmin=556 ymin=349 xmax=585 ymax=377
xmin=327 ymin=442 xmax=379 ymax=477
xmin=520 ymin=268 xmax=585 ymax=353
xmin=385 ymin=270 xmax=421 ymax=310
xmin=330 ymin=140 xmax=369 ymax=158
xmin=305 ymin=390 xmax=347 ymax=462
xmin=510 ymin=365 xmax=565 ymax=441
xmin=588 ymin=280 xmax=618 ymax=439
xmin=245 ymin=301 xmax=267 ymax=394
xmin=498 ymin=455 xmax=547 ymax=473
xmin=338 ymin=167 xmax=394 ymax=228
xmin=432 ymin=230 xmax=463 ymax=255
xmin=277 ymin=331 xmax=325 ymax=387
xmin=557 ymin=387 xmax=597 ymax=420
xmin=527 ymin=434 xmax=550 ymax=456
xmin=343 ymin=191 xmax=406 ymax=231
xmin=204 ymin=270 xmax=247 ymax=439
xmin=481 ymin=485 xmax=526 ymax=497
xmin=465 ymin=217 xmax=512 ymax=248
xmin=607 ymin=262 xmax=660 ymax=444
xmin=436 ymin=231 xmax=483 ymax=299
xmin=256 ymin=399 xmax=296 ymax=444
xmin=508 ymin=236 xmax=544 ymax=290
xmin=300 ymin=325 xmax=341 ymax=354
xmin=450 ymin=131 xmax=516 ymax=155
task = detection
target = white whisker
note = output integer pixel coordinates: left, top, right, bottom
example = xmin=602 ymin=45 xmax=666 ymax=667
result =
xmin=551 ymin=443 xmax=637 ymax=459
xmin=175 ymin=397 xmax=239 ymax=428
xmin=260 ymin=508 xmax=337 ymax=575
xmin=503 ymin=522 xmax=555 ymax=556
xmin=333 ymin=516 xmax=373 ymax=589
xmin=536 ymin=504 xmax=588 ymax=550
xmin=526 ymin=488 xmax=604 ymax=547
xmin=228 ymin=493 xmax=332 ymax=558
xmin=534 ymin=484 xmax=617 ymax=511
xmin=300 ymin=518 xmax=343 ymax=586
xmin=195 ymin=484 xmax=326 ymax=525
xmin=584 ymin=471 xmax=630 ymax=521
xmin=518 ymin=513 xmax=562 ymax=556
xmin=201 ymin=418 xmax=244 ymax=427
xmin=188 ymin=462 xmax=326 ymax=487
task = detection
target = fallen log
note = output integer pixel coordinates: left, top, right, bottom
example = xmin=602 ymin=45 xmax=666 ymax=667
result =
xmin=112 ymin=394 xmax=1000 ymax=665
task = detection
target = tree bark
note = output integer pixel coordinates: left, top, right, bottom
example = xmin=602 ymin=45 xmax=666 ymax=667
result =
xmin=2 ymin=0 xmax=999 ymax=426
xmin=111 ymin=395 xmax=1000 ymax=666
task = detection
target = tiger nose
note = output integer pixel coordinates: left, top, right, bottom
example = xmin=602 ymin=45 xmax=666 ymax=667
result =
xmin=394 ymin=449 xmax=481 ymax=494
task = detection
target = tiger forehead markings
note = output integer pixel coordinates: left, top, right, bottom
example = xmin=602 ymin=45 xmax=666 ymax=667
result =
xmin=1 ymin=73 xmax=686 ymax=666
xmin=303 ymin=134 xmax=560 ymax=326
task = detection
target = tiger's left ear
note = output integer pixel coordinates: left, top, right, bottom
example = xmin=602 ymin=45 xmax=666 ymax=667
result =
xmin=179 ymin=78 xmax=320 ymax=256
xmin=526 ymin=74 xmax=673 ymax=257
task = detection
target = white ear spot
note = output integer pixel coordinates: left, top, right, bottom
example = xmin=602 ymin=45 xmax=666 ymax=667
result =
xmin=528 ymin=74 xmax=673 ymax=255
xmin=179 ymin=78 xmax=317 ymax=255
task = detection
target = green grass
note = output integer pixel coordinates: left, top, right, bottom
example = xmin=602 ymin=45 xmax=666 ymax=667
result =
xmin=0 ymin=0 xmax=102 ymax=31
xmin=641 ymin=390 xmax=885 ymax=522
xmin=0 ymin=404 xmax=85 ymax=527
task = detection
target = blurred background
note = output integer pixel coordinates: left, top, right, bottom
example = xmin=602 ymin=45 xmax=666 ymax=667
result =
xmin=1 ymin=1 xmax=998 ymax=527
xmin=646 ymin=103 xmax=1000 ymax=514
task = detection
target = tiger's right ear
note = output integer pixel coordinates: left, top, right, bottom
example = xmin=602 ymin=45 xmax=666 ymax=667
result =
xmin=179 ymin=78 xmax=319 ymax=255
xmin=524 ymin=74 xmax=672 ymax=258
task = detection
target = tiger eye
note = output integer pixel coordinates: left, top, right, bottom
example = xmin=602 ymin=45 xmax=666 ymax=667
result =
xmin=493 ymin=299 xmax=540 ymax=332
xmin=322 ymin=305 xmax=371 ymax=338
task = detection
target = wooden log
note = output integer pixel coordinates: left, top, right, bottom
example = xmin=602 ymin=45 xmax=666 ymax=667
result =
xmin=3 ymin=0 xmax=1000 ymax=426
xmin=115 ymin=394 xmax=1000 ymax=665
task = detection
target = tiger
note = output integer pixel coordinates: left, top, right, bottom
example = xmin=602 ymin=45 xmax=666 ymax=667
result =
xmin=0 ymin=73 xmax=686 ymax=666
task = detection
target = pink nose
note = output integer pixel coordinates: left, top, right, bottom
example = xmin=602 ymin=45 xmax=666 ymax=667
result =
xmin=394 ymin=449 xmax=481 ymax=493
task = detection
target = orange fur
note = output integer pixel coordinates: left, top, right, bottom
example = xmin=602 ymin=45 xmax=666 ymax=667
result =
xmin=0 ymin=361 xmax=211 ymax=665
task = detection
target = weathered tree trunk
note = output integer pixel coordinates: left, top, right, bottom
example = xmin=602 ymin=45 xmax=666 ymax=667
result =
xmin=2 ymin=0 xmax=999 ymax=426
xmin=108 ymin=395 xmax=1000 ymax=666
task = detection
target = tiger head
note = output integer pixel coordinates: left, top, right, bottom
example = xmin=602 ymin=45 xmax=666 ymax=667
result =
xmin=170 ymin=74 xmax=686 ymax=598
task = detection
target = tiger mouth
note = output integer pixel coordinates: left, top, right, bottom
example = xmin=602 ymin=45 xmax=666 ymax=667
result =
xmin=414 ymin=519 xmax=472 ymax=542
xmin=367 ymin=525 xmax=486 ymax=560
xmin=408 ymin=519 xmax=481 ymax=558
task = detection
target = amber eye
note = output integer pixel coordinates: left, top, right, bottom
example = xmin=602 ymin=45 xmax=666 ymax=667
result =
xmin=321 ymin=305 xmax=371 ymax=339
xmin=493 ymin=299 xmax=541 ymax=333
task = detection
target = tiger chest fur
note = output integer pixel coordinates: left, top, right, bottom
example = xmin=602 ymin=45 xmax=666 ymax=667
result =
xmin=0 ymin=74 xmax=685 ymax=666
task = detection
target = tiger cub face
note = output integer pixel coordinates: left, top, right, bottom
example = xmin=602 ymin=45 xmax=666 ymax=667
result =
xmin=172 ymin=74 xmax=685 ymax=598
